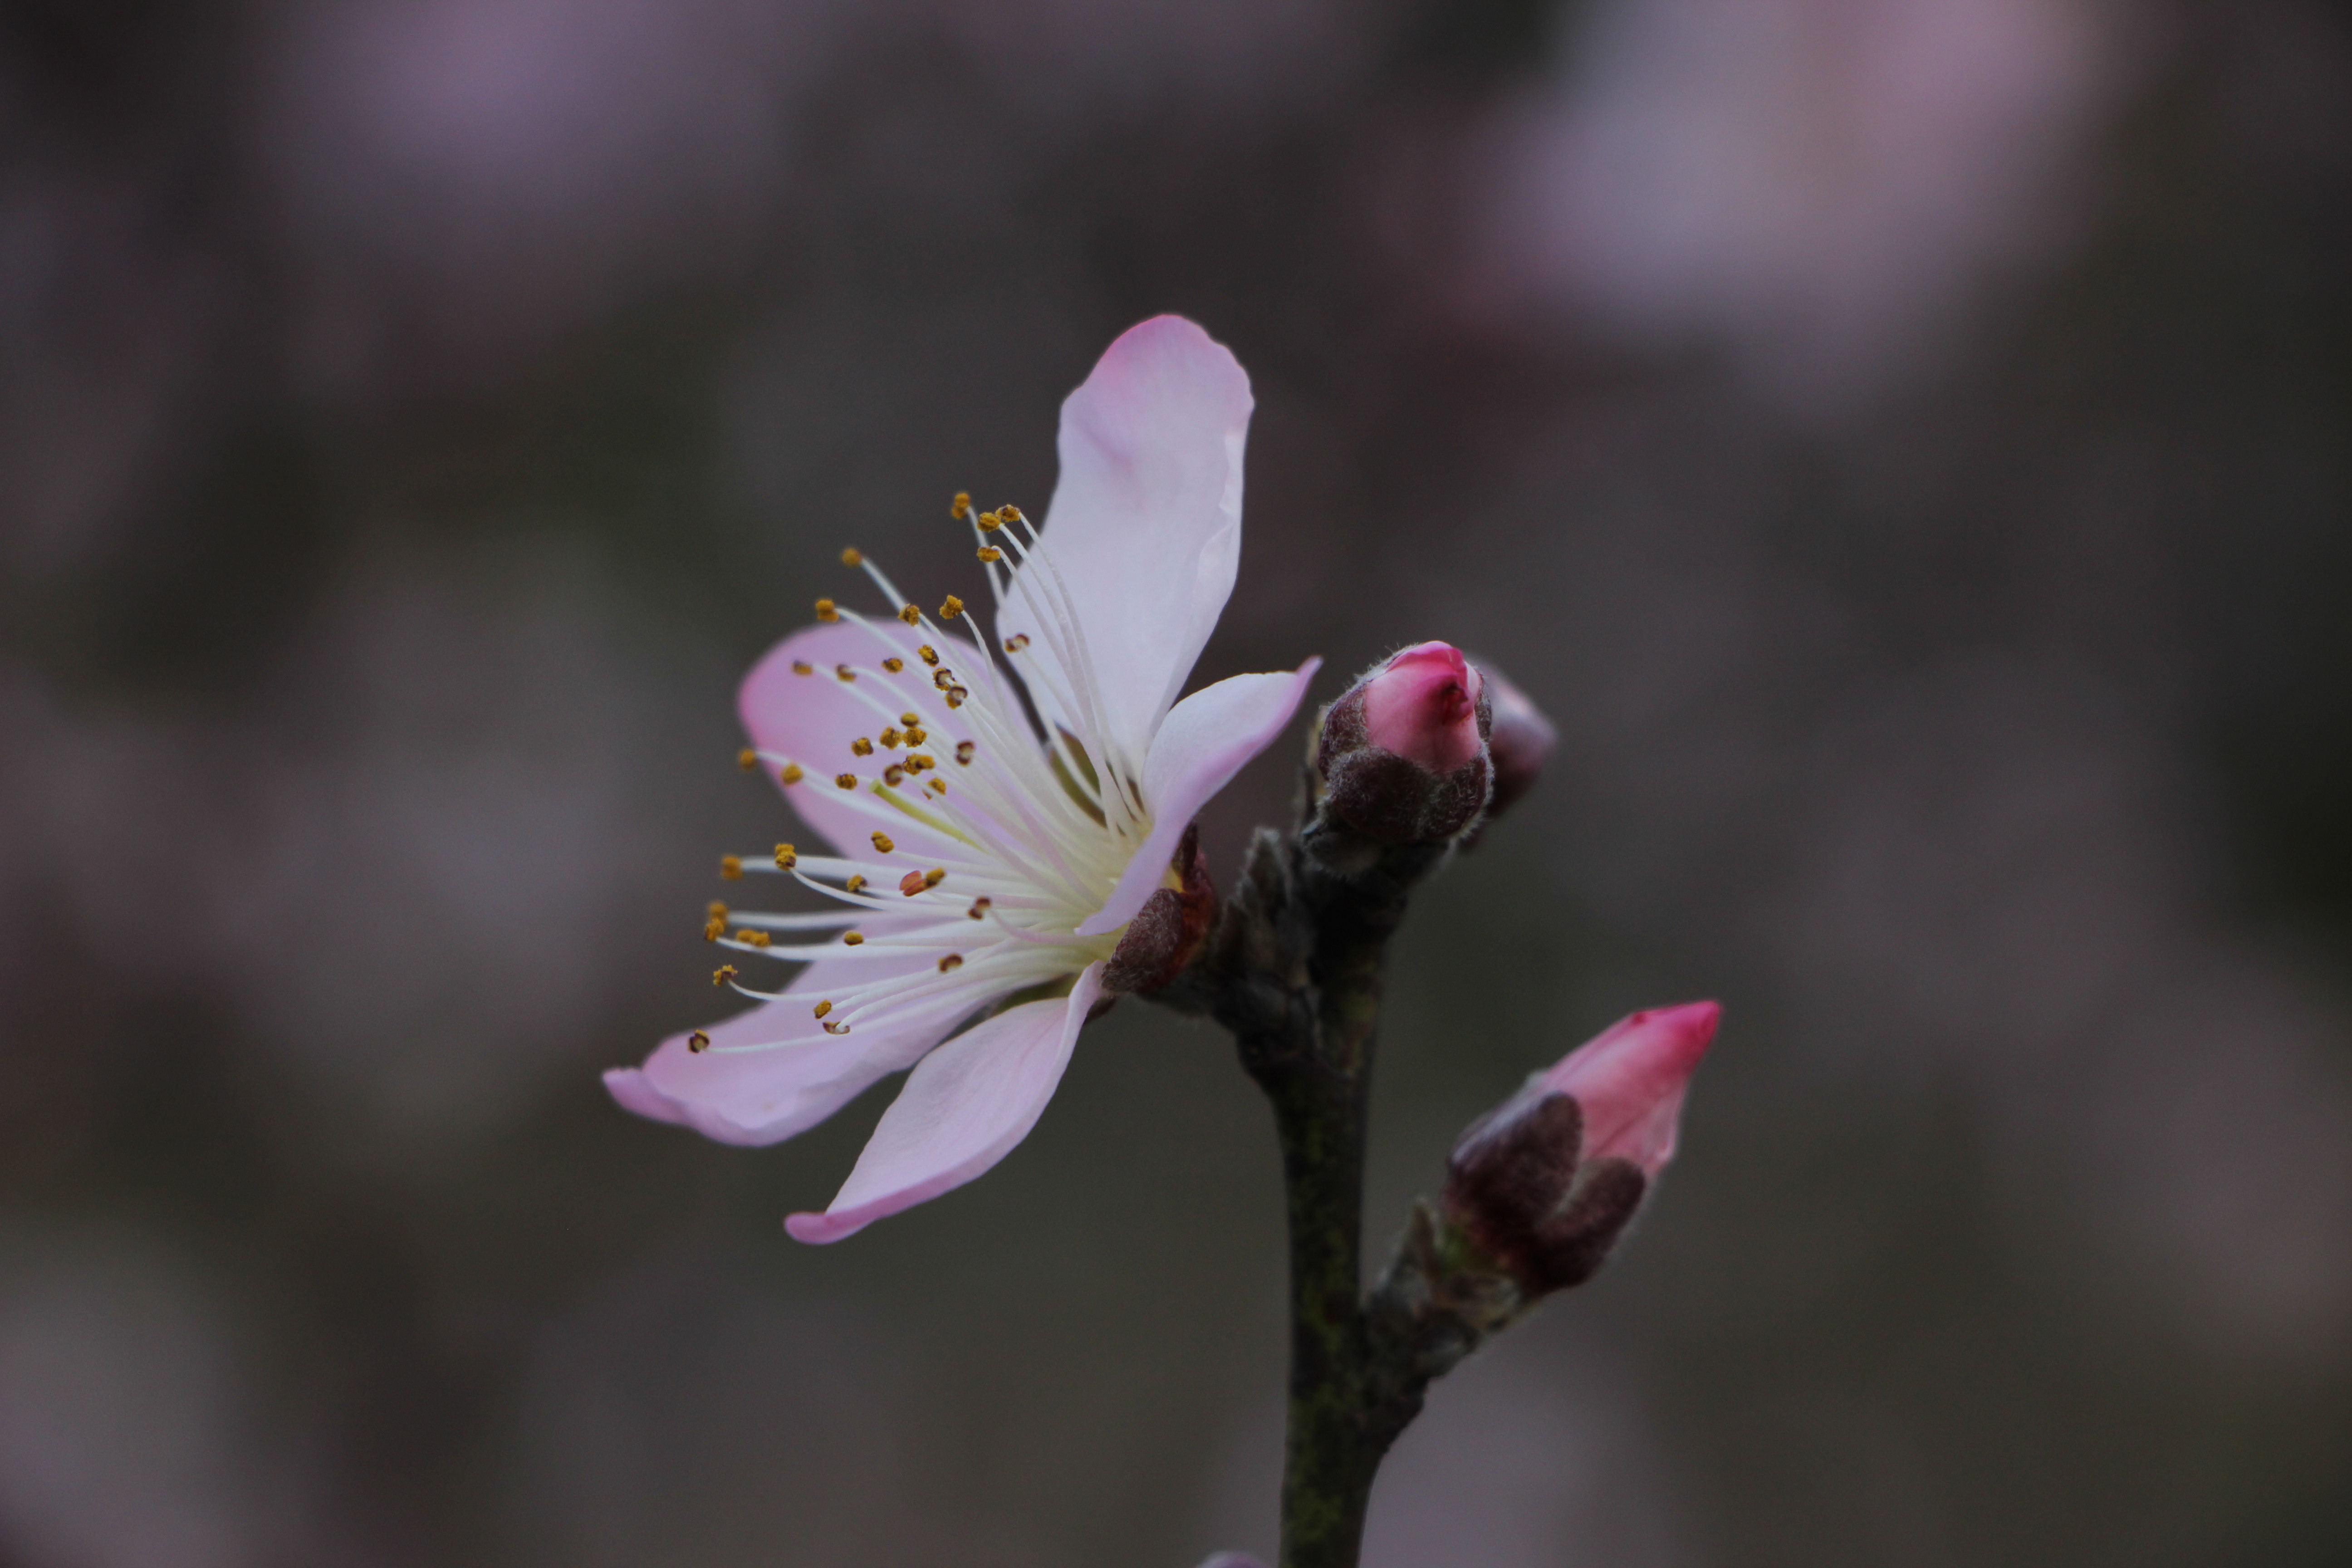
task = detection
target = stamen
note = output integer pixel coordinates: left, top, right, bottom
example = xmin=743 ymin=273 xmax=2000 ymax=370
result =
xmin=714 ymin=965 xmax=738 ymax=985
xmin=952 ymin=491 xmax=972 ymax=519
xmin=1000 ymin=505 xmax=1024 ymax=524
xmin=978 ymin=510 xmax=1003 ymax=531
xmin=840 ymin=547 xmax=864 ymax=567
xmin=956 ymin=741 xmax=975 ymax=765
xmin=871 ymin=832 xmax=895 ymax=853
xmin=977 ymin=546 xmax=1003 ymax=563
xmin=815 ymin=599 xmax=839 ymax=623
xmin=774 ymin=843 xmax=797 ymax=869
xmin=704 ymin=915 xmax=725 ymax=941
xmin=900 ymin=711 xmax=921 ymax=726
xmin=899 ymin=604 xmax=921 ymax=626
xmin=939 ymin=595 xmax=965 ymax=619
xmin=689 ymin=1030 xmax=711 ymax=1053
xmin=813 ymin=1000 xmax=832 ymax=1018
xmin=883 ymin=764 xmax=906 ymax=787
xmin=926 ymin=868 xmax=946 ymax=887
xmin=720 ymin=855 xmax=744 ymax=880
xmin=737 ymin=748 xmax=757 ymax=770
xmin=933 ymin=670 xmax=956 ymax=691
xmin=968 ymin=897 xmax=992 ymax=919
xmin=793 ymin=661 xmax=814 ymax=676
xmin=708 ymin=901 xmax=729 ymax=920
xmin=844 ymin=875 xmax=867 ymax=892
xmin=906 ymin=754 xmax=935 ymax=771
xmin=899 ymin=871 xmax=927 ymax=897
xmin=780 ymin=763 xmax=804 ymax=784
xmin=1004 ymin=634 xmax=1029 ymax=652
xmin=835 ymin=773 xmax=858 ymax=789
xmin=835 ymin=664 xmax=855 ymax=682
xmin=937 ymin=954 xmax=964 ymax=972
xmin=824 ymin=1020 xmax=851 ymax=1034
xmin=851 ymin=737 xmax=874 ymax=756
xmin=946 ymin=686 xmax=969 ymax=709
xmin=882 ymin=657 xmax=905 ymax=672
xmin=880 ymin=727 xmax=902 ymax=748
xmin=736 ymin=929 xmax=771 ymax=948
xmin=919 ymin=646 xmax=939 ymax=666
xmin=843 ymin=932 xmax=865 ymax=946
xmin=928 ymin=778 xmax=949 ymax=796
xmin=904 ymin=725 xmax=927 ymax=745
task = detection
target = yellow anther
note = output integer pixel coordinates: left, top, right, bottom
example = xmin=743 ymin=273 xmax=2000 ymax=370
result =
xmin=900 ymin=711 xmax=921 ymax=726
xmin=937 ymin=954 xmax=964 ymax=973
xmin=999 ymin=504 xmax=1023 ymax=524
xmin=924 ymin=868 xmax=946 ymax=887
xmin=720 ymin=855 xmax=743 ymax=880
xmin=713 ymin=965 xmax=738 ymax=985
xmin=945 ymin=686 xmax=968 ymax=708
xmin=844 ymin=874 xmax=866 ymax=892
xmin=813 ymin=1000 xmax=832 ymax=1019
xmin=933 ymin=669 xmax=955 ymax=691
xmin=952 ymin=491 xmax=972 ymax=519
xmin=815 ymin=599 xmax=839 ymax=623
xmin=967 ymin=897 xmax=992 ymax=920
xmin=737 ymin=929 xmax=770 ymax=948
xmin=977 ymin=546 xmax=1003 ymax=563
xmin=780 ymin=763 xmax=804 ymax=784
xmin=707 ymin=901 xmax=729 ymax=920
xmin=882 ymin=657 xmax=905 ymax=672
xmin=871 ymin=831 xmax=895 ymax=853
xmin=883 ymin=764 xmax=906 ymax=787
xmin=899 ymin=604 xmax=922 ymax=626
xmin=955 ymin=740 xmax=975 ymax=765
xmin=899 ymin=871 xmax=927 ymax=897
xmin=840 ymin=547 xmax=864 ymax=567
xmin=823 ymin=1020 xmax=850 ymax=1035
xmin=906 ymin=754 xmax=934 ymax=772
xmin=835 ymin=664 xmax=855 ymax=682
xmin=1003 ymin=633 xmax=1029 ymax=652
xmin=792 ymin=660 xmax=814 ymax=676
xmin=919 ymin=646 xmax=939 ymax=666
xmin=879 ymin=727 xmax=902 ymax=749
xmin=774 ymin=843 xmax=797 ymax=869
xmin=850 ymin=737 xmax=873 ymax=757
xmin=737 ymin=747 xmax=757 ymax=770
xmin=977 ymin=510 xmax=1002 ymax=531
xmin=835 ymin=772 xmax=857 ymax=789
xmin=903 ymin=725 xmax=926 ymax=745
xmin=688 ymin=1029 xmax=711 ymax=1053
xmin=704 ymin=915 xmax=725 ymax=941
xmin=938 ymin=595 xmax=965 ymax=619
xmin=843 ymin=931 xmax=865 ymax=946
xmin=927 ymin=778 xmax=948 ymax=796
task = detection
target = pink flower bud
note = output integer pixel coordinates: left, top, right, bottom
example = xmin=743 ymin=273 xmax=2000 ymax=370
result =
xmin=1315 ymin=642 xmax=1494 ymax=843
xmin=1473 ymin=662 xmax=1555 ymax=819
xmin=1443 ymin=1001 xmax=1719 ymax=1294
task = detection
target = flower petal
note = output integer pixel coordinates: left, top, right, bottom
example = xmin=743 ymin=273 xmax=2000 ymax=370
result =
xmin=784 ymin=963 xmax=1106 ymax=1242
xmin=1077 ymin=660 xmax=1320 ymax=936
xmin=606 ymin=935 xmax=979 ymax=1146
xmin=997 ymin=316 xmax=1254 ymax=770
xmin=739 ymin=622 xmax=982 ymax=860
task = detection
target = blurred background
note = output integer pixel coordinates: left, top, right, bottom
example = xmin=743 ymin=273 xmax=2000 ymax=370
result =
xmin=3 ymin=0 xmax=2348 ymax=1562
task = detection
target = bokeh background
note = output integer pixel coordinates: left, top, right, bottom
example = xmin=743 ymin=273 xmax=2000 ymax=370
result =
xmin=4 ymin=0 xmax=2350 ymax=1563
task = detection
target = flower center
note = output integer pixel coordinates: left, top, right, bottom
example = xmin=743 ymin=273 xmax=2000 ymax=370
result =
xmin=697 ymin=498 xmax=1152 ymax=1047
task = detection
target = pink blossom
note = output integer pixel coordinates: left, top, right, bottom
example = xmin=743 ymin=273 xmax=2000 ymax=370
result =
xmin=1475 ymin=661 xmax=1556 ymax=818
xmin=1540 ymin=1000 xmax=1720 ymax=1176
xmin=606 ymin=316 xmax=1319 ymax=1242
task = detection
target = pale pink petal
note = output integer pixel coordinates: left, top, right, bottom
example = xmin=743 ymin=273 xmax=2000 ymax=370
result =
xmin=1541 ymin=1001 xmax=1720 ymax=1173
xmin=784 ymin=963 xmax=1106 ymax=1243
xmin=606 ymin=935 xmax=979 ymax=1146
xmin=1077 ymin=660 xmax=1321 ymax=937
xmin=1361 ymin=642 xmax=1485 ymax=773
xmin=997 ymin=316 xmax=1254 ymax=769
xmin=738 ymin=622 xmax=981 ymax=861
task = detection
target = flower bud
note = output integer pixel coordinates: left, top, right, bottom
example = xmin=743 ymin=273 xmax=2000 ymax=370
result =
xmin=1315 ymin=642 xmax=1493 ymax=844
xmin=1443 ymin=1002 xmax=1718 ymax=1294
xmin=1473 ymin=662 xmax=1555 ymax=820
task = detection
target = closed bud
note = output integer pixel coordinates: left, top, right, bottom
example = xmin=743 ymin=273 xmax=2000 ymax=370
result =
xmin=1315 ymin=641 xmax=1493 ymax=844
xmin=1444 ymin=1002 xmax=1718 ymax=1295
xmin=1473 ymin=662 xmax=1555 ymax=821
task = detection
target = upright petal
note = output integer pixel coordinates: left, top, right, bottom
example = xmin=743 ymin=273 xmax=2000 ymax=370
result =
xmin=606 ymin=935 xmax=978 ymax=1146
xmin=1540 ymin=1001 xmax=1720 ymax=1173
xmin=1078 ymin=660 xmax=1321 ymax=936
xmin=739 ymin=622 xmax=981 ymax=861
xmin=997 ymin=316 xmax=1254 ymax=770
xmin=785 ymin=964 xmax=1107 ymax=1243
